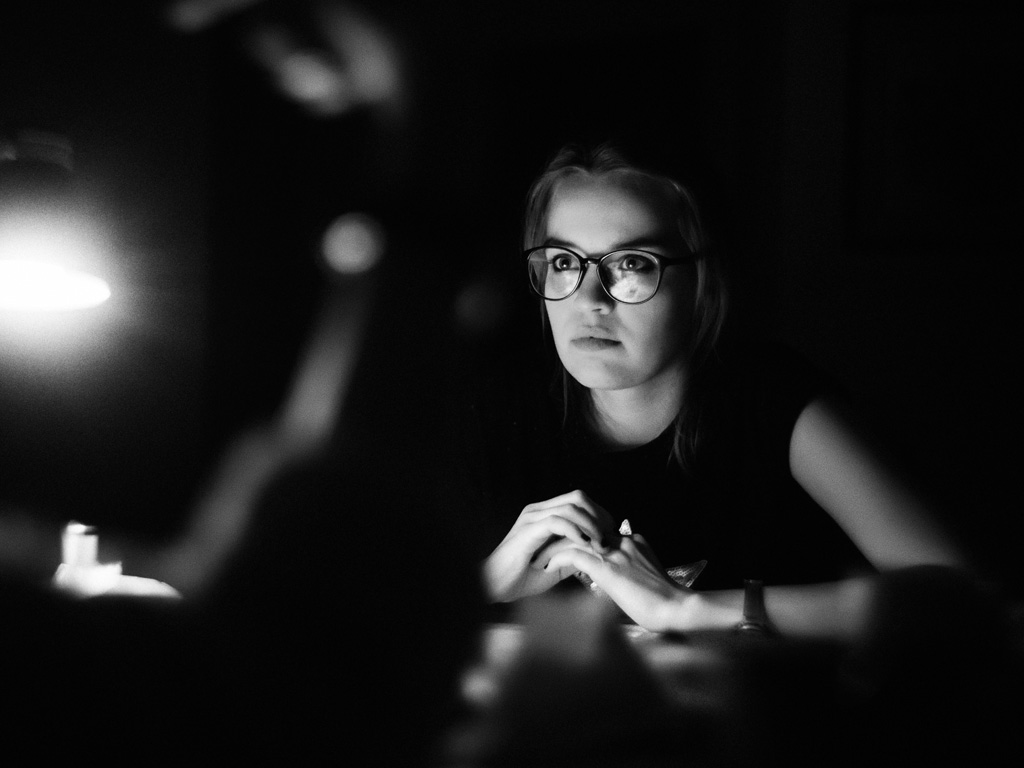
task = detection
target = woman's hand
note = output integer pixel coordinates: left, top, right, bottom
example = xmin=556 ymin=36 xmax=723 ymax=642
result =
xmin=482 ymin=490 xmax=617 ymax=603
xmin=545 ymin=531 xmax=690 ymax=632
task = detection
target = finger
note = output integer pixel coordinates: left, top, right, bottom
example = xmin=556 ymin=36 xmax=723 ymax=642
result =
xmin=521 ymin=514 xmax=598 ymax=554
xmin=545 ymin=547 xmax=605 ymax=578
xmin=618 ymin=535 xmax=644 ymax=556
xmin=520 ymin=504 xmax=610 ymax=547
xmin=523 ymin=489 xmax=598 ymax=512
xmin=531 ymin=533 xmax=601 ymax=566
xmin=523 ymin=490 xmax=616 ymax=529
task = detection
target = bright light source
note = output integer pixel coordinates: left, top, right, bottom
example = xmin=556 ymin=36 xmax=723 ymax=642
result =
xmin=0 ymin=259 xmax=111 ymax=311
xmin=0 ymin=205 xmax=114 ymax=312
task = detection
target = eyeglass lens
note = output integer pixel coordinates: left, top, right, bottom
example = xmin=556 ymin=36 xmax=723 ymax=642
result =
xmin=526 ymin=247 xmax=662 ymax=303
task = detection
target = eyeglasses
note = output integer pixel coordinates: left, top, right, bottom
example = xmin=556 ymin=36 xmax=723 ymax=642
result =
xmin=525 ymin=245 xmax=691 ymax=305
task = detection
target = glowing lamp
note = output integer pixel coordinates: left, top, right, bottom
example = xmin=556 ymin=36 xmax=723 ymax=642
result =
xmin=0 ymin=259 xmax=110 ymax=310
xmin=0 ymin=131 xmax=112 ymax=312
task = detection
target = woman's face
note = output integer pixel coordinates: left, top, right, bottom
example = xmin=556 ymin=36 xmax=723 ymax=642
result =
xmin=543 ymin=173 xmax=696 ymax=393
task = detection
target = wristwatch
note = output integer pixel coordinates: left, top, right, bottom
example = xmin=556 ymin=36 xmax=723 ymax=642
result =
xmin=735 ymin=578 xmax=774 ymax=635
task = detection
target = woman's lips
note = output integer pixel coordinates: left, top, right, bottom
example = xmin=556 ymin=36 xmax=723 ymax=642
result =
xmin=571 ymin=336 xmax=621 ymax=351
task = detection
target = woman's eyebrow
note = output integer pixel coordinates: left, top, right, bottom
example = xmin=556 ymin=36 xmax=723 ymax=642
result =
xmin=541 ymin=235 xmax=674 ymax=251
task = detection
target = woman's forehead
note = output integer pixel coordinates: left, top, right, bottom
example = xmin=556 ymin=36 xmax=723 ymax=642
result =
xmin=546 ymin=172 xmax=682 ymax=247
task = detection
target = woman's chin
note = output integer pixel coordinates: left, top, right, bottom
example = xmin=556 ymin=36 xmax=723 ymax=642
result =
xmin=565 ymin=363 xmax=638 ymax=391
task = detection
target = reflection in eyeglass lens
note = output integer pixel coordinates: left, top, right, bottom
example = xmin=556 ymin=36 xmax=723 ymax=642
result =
xmin=601 ymin=251 xmax=659 ymax=303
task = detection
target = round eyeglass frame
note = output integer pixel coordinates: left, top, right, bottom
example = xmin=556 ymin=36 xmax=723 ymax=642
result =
xmin=524 ymin=245 xmax=692 ymax=305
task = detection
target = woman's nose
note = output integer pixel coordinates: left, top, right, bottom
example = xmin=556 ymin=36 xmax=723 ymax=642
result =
xmin=573 ymin=264 xmax=613 ymax=312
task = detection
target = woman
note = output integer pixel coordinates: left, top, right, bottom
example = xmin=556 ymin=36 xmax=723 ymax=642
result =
xmin=478 ymin=141 xmax=970 ymax=638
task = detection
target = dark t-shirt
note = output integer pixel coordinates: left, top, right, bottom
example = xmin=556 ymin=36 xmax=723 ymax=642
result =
xmin=455 ymin=337 xmax=873 ymax=591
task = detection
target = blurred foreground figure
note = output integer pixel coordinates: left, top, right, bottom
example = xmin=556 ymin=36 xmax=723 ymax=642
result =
xmin=188 ymin=446 xmax=484 ymax=763
xmin=1 ymin=3 xmax=484 ymax=763
xmin=0 ymin=220 xmax=483 ymax=761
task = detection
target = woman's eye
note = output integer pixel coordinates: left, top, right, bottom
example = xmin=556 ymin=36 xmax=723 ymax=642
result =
xmin=551 ymin=255 xmax=578 ymax=271
xmin=620 ymin=254 xmax=655 ymax=272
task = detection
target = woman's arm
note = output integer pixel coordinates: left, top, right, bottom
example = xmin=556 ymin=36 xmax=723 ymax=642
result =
xmin=661 ymin=578 xmax=875 ymax=638
xmin=547 ymin=536 xmax=877 ymax=638
xmin=547 ymin=396 xmax=973 ymax=637
xmin=671 ymin=395 xmax=971 ymax=636
xmin=789 ymin=396 xmax=969 ymax=571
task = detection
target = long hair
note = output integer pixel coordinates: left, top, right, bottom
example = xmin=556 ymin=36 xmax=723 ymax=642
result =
xmin=522 ymin=141 xmax=730 ymax=470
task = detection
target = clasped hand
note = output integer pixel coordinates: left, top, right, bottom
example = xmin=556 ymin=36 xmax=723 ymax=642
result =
xmin=483 ymin=490 xmax=689 ymax=631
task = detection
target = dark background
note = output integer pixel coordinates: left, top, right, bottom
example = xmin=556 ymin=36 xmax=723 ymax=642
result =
xmin=1 ymin=1 xmax=1021 ymax=590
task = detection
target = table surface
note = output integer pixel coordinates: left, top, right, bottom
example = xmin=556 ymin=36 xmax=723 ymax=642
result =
xmin=439 ymin=589 xmax=1020 ymax=767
